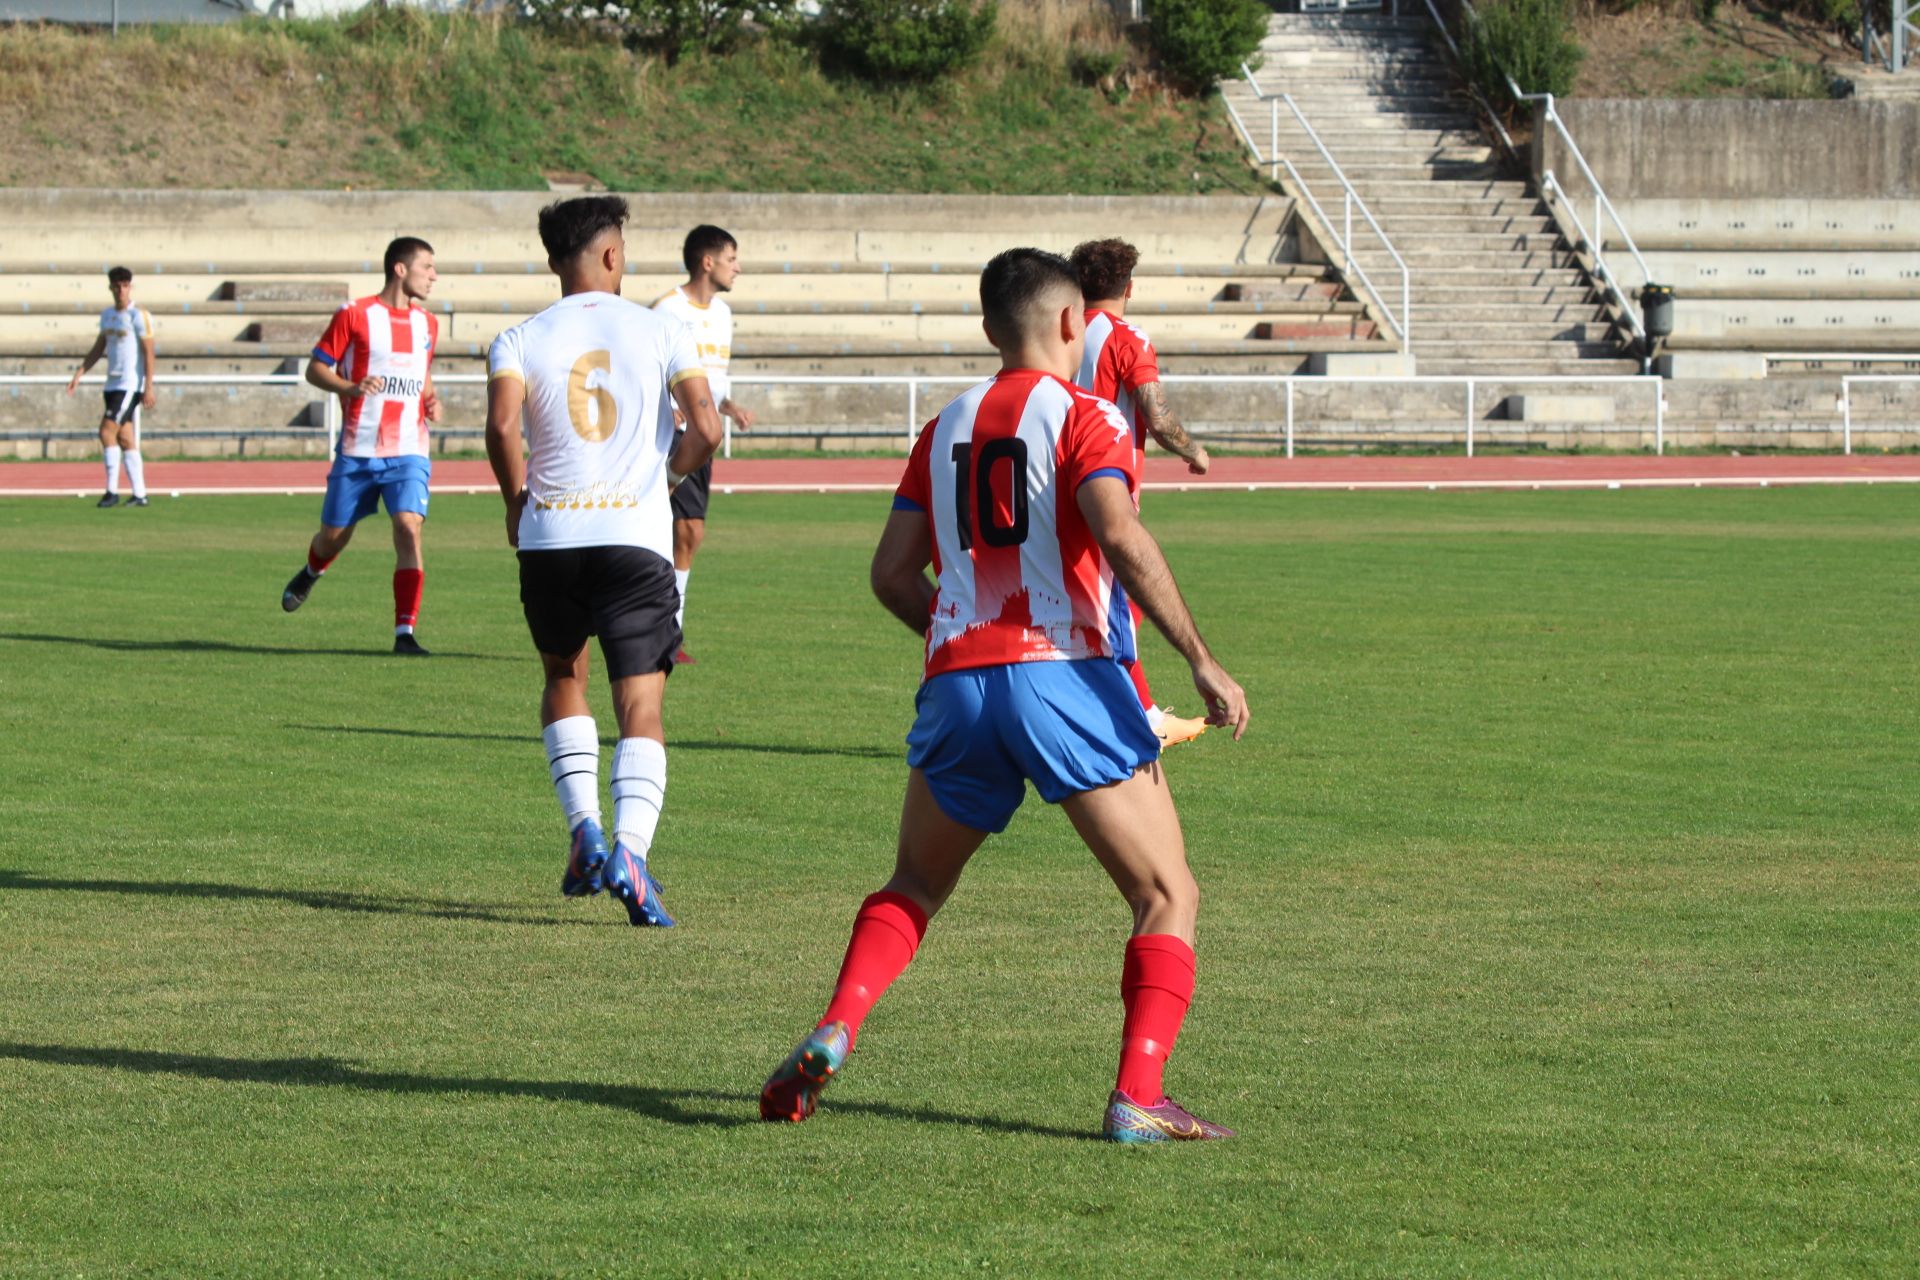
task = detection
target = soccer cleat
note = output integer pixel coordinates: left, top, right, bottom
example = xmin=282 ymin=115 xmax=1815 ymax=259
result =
xmin=96 ymin=492 xmax=119 ymax=509
xmin=759 ymin=1021 xmax=851 ymax=1123
xmin=1101 ymin=1089 xmax=1235 ymax=1144
xmin=125 ymin=496 xmax=149 ymax=508
xmin=605 ymin=841 xmax=675 ymax=927
xmin=281 ymin=567 xmax=319 ymax=612
xmin=672 ymin=647 xmax=697 ymax=666
xmin=392 ymin=633 xmax=430 ymax=656
xmin=1154 ymin=710 xmax=1208 ymax=749
xmin=561 ymin=817 xmax=609 ymax=898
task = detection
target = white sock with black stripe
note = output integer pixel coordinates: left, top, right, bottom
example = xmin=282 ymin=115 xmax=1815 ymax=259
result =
xmin=124 ymin=451 xmax=146 ymax=499
xmin=542 ymin=715 xmax=600 ymax=830
xmin=674 ymin=569 xmax=690 ymax=631
xmin=612 ymin=737 xmax=667 ymax=861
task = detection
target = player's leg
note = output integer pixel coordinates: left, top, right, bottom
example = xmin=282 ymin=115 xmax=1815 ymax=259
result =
xmin=96 ymin=405 xmax=121 ymax=507
xmin=119 ymin=401 xmax=148 ymax=506
xmin=668 ymin=460 xmax=710 ymax=662
xmin=282 ymin=458 xmax=375 ymax=612
xmin=522 ymin=547 xmax=608 ymax=898
xmin=591 ymin=546 xmax=684 ymax=926
xmin=1059 ymin=768 xmax=1232 ymax=1142
xmin=384 ymin=459 xmax=431 ymax=655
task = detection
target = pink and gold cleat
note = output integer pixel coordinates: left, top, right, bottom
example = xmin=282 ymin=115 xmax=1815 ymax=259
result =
xmin=1102 ymin=1089 xmax=1235 ymax=1143
xmin=759 ymin=1020 xmax=851 ymax=1123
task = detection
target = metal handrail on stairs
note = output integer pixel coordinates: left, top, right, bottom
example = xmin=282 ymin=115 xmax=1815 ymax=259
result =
xmin=1229 ymin=63 xmax=1412 ymax=350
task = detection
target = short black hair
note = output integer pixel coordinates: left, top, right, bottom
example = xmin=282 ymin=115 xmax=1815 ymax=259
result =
xmin=539 ymin=196 xmax=628 ymax=265
xmin=107 ymin=266 xmax=133 ymax=285
xmin=1069 ymin=238 xmax=1139 ymax=303
xmin=979 ymin=247 xmax=1081 ymax=346
xmin=383 ymin=236 xmax=433 ymax=279
xmin=683 ymin=224 xmax=736 ymax=275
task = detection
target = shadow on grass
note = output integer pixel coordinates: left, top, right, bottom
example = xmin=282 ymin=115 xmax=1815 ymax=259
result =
xmin=288 ymin=722 xmax=899 ymax=760
xmin=0 ymin=870 xmax=593 ymax=928
xmin=0 ymin=632 xmax=509 ymax=661
xmin=0 ymin=1041 xmax=1096 ymax=1141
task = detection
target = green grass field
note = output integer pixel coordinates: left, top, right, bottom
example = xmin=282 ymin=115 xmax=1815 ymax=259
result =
xmin=1 ymin=489 xmax=1915 ymax=1277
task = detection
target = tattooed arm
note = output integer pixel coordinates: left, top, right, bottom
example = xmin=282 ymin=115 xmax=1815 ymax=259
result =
xmin=1136 ymin=380 xmax=1209 ymax=475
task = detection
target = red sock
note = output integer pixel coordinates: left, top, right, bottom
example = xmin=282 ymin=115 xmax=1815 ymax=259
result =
xmin=1125 ymin=656 xmax=1153 ymax=712
xmin=819 ymin=890 xmax=929 ymax=1048
xmin=307 ymin=546 xmax=337 ymax=576
xmin=393 ymin=568 xmax=424 ymax=629
xmin=1115 ymin=934 xmax=1196 ymax=1105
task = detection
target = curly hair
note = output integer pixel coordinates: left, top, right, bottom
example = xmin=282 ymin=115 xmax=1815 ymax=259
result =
xmin=1068 ymin=238 xmax=1140 ymax=303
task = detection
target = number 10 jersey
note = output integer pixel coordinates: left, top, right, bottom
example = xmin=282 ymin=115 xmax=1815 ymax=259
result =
xmin=893 ymin=368 xmax=1141 ymax=680
xmin=488 ymin=291 xmax=705 ymax=557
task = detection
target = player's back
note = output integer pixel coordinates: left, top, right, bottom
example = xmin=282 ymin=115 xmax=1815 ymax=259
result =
xmin=490 ymin=291 xmax=689 ymax=556
xmin=1073 ymin=309 xmax=1155 ymax=451
xmin=897 ymin=368 xmax=1139 ymax=678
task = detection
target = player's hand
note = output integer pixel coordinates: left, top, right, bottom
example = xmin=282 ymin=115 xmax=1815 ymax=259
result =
xmin=423 ymin=392 xmax=442 ymax=423
xmin=355 ymin=375 xmax=384 ymax=397
xmin=1187 ymin=445 xmax=1210 ymax=476
xmin=1190 ymin=659 xmax=1249 ymax=741
xmin=725 ymin=401 xmax=754 ymax=432
xmin=505 ymin=488 xmax=528 ymax=548
xmin=65 ymin=373 xmax=79 ymax=396
xmin=142 ymin=388 xmax=157 ymax=410
xmin=673 ymin=406 xmax=686 ymax=429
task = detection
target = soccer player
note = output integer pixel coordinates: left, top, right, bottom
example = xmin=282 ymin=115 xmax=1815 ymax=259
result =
xmin=64 ymin=266 xmax=154 ymax=508
xmin=1070 ymin=237 xmax=1212 ymax=748
xmin=759 ymin=248 xmax=1251 ymax=1143
xmin=650 ymin=225 xmax=755 ymax=664
xmin=484 ymin=196 xmax=725 ymax=928
xmin=279 ymin=237 xmax=442 ymax=656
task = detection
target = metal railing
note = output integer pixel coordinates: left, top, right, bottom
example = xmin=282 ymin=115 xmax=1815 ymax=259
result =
xmin=1227 ymin=65 xmax=1411 ymax=351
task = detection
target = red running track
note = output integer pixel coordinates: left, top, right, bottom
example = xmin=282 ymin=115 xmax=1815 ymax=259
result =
xmin=3 ymin=453 xmax=1917 ymax=496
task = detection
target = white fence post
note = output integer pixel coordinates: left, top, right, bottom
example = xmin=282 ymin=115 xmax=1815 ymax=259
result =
xmin=1284 ymin=379 xmax=1295 ymax=460
xmin=1465 ymin=380 xmax=1475 ymax=457
xmin=907 ymin=379 xmax=919 ymax=453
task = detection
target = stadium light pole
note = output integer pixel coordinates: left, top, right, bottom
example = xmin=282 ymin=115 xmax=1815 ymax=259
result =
xmin=113 ymin=0 xmax=119 ymax=37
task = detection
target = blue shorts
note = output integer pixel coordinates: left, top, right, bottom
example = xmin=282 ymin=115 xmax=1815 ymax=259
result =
xmin=321 ymin=455 xmax=432 ymax=529
xmin=906 ymin=659 xmax=1160 ymax=834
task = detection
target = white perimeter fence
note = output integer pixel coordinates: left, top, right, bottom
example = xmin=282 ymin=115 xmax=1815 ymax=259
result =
xmin=5 ymin=372 xmax=1919 ymax=458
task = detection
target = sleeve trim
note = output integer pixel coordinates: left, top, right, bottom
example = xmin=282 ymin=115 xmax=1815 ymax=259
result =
xmin=668 ymin=368 xmax=706 ymax=388
xmin=488 ymin=368 xmax=524 ymax=383
xmin=891 ymin=494 xmax=925 ymax=513
xmin=310 ymin=348 xmax=339 ymax=367
xmin=1077 ymin=467 xmax=1131 ymax=490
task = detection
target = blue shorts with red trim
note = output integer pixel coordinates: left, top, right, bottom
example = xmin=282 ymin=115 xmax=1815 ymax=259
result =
xmin=321 ymin=455 xmax=431 ymax=529
xmin=906 ymin=658 xmax=1160 ymax=834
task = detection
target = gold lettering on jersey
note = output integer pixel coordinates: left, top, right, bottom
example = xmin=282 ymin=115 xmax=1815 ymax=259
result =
xmin=533 ymin=480 xmax=646 ymax=512
xmin=567 ymin=349 xmax=618 ymax=443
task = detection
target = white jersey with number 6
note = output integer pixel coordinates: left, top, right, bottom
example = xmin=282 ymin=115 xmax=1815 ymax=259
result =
xmin=488 ymin=291 xmax=705 ymax=557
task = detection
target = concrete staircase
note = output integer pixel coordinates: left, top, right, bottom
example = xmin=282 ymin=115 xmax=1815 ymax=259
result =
xmin=1223 ymin=10 xmax=1641 ymax=375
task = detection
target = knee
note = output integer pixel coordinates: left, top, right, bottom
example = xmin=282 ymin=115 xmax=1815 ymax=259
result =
xmin=1127 ymin=866 xmax=1199 ymax=925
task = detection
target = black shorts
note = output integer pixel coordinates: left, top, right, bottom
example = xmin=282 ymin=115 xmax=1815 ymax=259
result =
xmin=670 ymin=458 xmax=712 ymax=522
xmin=517 ymin=545 xmax=682 ymax=680
xmin=102 ymin=388 xmax=142 ymax=425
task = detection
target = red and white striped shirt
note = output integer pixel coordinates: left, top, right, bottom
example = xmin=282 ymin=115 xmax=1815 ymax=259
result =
xmin=894 ymin=369 xmax=1139 ymax=679
xmin=312 ymin=297 xmax=439 ymax=458
xmin=1074 ymin=308 xmax=1160 ymax=455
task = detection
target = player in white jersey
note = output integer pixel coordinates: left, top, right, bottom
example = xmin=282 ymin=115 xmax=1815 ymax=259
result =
xmin=485 ymin=196 xmax=725 ymax=927
xmin=650 ymin=224 xmax=755 ymax=664
xmin=64 ymin=266 xmax=155 ymax=508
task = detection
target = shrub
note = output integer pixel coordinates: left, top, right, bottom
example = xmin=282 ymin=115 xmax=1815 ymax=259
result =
xmin=819 ymin=0 xmax=998 ymax=82
xmin=522 ymin=0 xmax=797 ymax=62
xmin=1144 ymin=0 xmax=1269 ymax=92
xmin=1459 ymin=0 xmax=1584 ymax=108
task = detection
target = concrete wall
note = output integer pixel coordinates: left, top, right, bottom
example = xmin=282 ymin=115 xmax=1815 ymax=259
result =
xmin=1535 ymin=101 xmax=1920 ymax=200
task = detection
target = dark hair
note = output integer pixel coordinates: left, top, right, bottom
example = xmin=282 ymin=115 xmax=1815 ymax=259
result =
xmin=538 ymin=196 xmax=629 ymax=265
xmin=383 ymin=236 xmax=433 ymax=279
xmin=1069 ymin=238 xmax=1139 ymax=303
xmin=979 ymin=247 xmax=1081 ymax=345
xmin=682 ymin=224 xmax=737 ymax=275
xmin=107 ymin=266 xmax=133 ymax=285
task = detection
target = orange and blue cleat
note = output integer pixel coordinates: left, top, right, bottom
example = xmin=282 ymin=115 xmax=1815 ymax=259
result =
xmin=759 ymin=1021 xmax=851 ymax=1123
xmin=1101 ymin=1089 xmax=1235 ymax=1144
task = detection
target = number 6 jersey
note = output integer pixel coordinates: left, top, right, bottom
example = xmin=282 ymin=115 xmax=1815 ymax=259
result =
xmin=893 ymin=368 xmax=1140 ymax=679
xmin=488 ymin=291 xmax=704 ymax=556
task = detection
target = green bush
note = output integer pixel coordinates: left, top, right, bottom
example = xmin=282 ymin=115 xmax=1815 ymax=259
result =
xmin=1144 ymin=0 xmax=1269 ymax=92
xmin=819 ymin=0 xmax=998 ymax=82
xmin=522 ymin=0 xmax=797 ymax=62
xmin=1460 ymin=0 xmax=1584 ymax=108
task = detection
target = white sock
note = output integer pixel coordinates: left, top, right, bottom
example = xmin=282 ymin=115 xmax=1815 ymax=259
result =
xmin=611 ymin=737 xmax=667 ymax=860
xmin=103 ymin=445 xmax=122 ymax=494
xmin=542 ymin=715 xmax=600 ymax=830
xmin=124 ymin=450 xmax=146 ymax=499
xmin=674 ymin=568 xmax=690 ymax=630
xmin=1146 ymin=704 xmax=1166 ymax=730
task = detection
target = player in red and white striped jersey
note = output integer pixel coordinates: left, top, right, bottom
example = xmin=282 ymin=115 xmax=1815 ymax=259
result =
xmin=280 ymin=236 xmax=443 ymax=655
xmin=1069 ymin=237 xmax=1212 ymax=747
xmin=762 ymin=248 xmax=1251 ymax=1143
